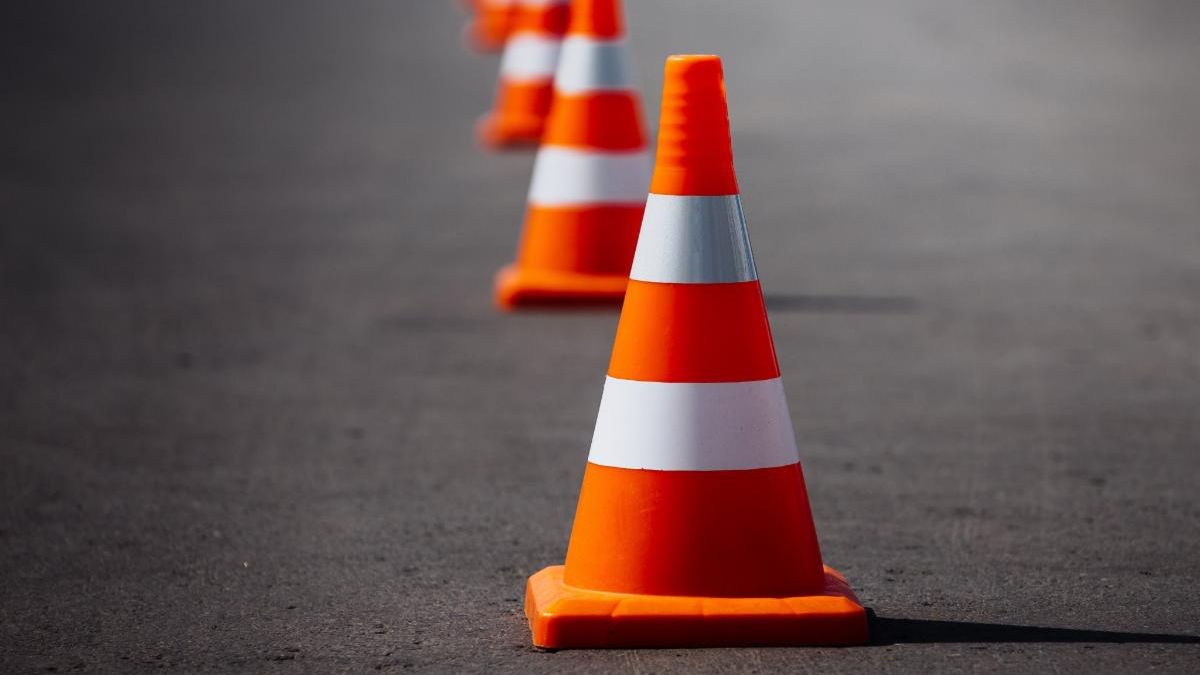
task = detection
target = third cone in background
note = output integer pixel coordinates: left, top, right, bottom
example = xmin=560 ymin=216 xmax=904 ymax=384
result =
xmin=478 ymin=0 xmax=570 ymax=148
xmin=494 ymin=0 xmax=650 ymax=308
xmin=465 ymin=0 xmax=515 ymax=53
xmin=522 ymin=54 xmax=870 ymax=648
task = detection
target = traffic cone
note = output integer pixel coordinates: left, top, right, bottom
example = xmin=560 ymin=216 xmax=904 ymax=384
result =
xmin=494 ymin=0 xmax=650 ymax=308
xmin=465 ymin=0 xmax=515 ymax=53
xmin=524 ymin=55 xmax=869 ymax=648
xmin=477 ymin=0 xmax=570 ymax=149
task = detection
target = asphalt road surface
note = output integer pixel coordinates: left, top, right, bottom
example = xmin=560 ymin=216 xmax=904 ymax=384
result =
xmin=3 ymin=1 xmax=1199 ymax=672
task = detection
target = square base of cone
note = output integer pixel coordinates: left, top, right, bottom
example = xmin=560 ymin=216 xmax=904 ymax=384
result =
xmin=476 ymin=115 xmax=542 ymax=149
xmin=525 ymin=565 xmax=868 ymax=649
xmin=494 ymin=264 xmax=628 ymax=309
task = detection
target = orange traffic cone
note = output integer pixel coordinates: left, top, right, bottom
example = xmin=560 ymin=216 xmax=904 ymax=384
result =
xmin=465 ymin=0 xmax=515 ymax=53
xmin=494 ymin=0 xmax=650 ymax=308
xmin=477 ymin=0 xmax=570 ymax=149
xmin=524 ymin=55 xmax=869 ymax=648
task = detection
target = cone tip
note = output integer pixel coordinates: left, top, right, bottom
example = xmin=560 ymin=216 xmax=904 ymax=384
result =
xmin=666 ymin=54 xmax=722 ymax=66
xmin=650 ymin=53 xmax=737 ymax=196
xmin=664 ymin=54 xmax=724 ymax=80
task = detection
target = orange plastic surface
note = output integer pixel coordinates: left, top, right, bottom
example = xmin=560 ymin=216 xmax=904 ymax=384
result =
xmin=478 ymin=80 xmax=555 ymax=148
xmin=494 ymin=265 xmax=629 ymax=309
xmin=465 ymin=0 xmax=513 ymax=52
xmin=649 ymin=55 xmax=739 ymax=196
xmin=541 ymin=93 xmax=646 ymax=150
xmin=509 ymin=1 xmax=570 ymax=35
xmin=526 ymin=565 xmax=868 ymax=649
xmin=562 ymin=462 xmax=825 ymax=597
xmin=566 ymin=0 xmax=624 ymax=39
xmin=515 ymin=204 xmax=643 ymax=275
xmin=608 ymin=280 xmax=779 ymax=382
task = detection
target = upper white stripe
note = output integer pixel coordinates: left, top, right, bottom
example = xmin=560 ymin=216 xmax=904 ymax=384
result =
xmin=629 ymin=194 xmax=757 ymax=283
xmin=528 ymin=146 xmax=650 ymax=206
xmin=588 ymin=377 xmax=800 ymax=471
xmin=554 ymin=37 xmax=634 ymax=94
xmin=500 ymin=35 xmax=561 ymax=80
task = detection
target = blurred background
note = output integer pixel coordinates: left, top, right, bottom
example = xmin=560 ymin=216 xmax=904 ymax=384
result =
xmin=2 ymin=1 xmax=1198 ymax=672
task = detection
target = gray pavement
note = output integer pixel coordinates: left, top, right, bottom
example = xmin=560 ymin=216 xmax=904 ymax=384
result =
xmin=2 ymin=0 xmax=1199 ymax=672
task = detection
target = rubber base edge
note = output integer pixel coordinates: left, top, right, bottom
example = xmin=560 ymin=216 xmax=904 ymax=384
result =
xmin=476 ymin=114 xmax=542 ymax=150
xmin=525 ymin=565 xmax=868 ymax=649
xmin=494 ymin=264 xmax=628 ymax=309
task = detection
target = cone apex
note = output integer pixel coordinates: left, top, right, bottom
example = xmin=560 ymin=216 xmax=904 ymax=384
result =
xmin=650 ymin=54 xmax=739 ymax=195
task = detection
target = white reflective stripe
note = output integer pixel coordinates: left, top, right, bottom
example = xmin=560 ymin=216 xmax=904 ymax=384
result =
xmin=588 ymin=377 xmax=799 ymax=471
xmin=629 ymin=194 xmax=757 ymax=283
xmin=528 ymin=146 xmax=650 ymax=206
xmin=500 ymin=35 xmax=562 ymax=80
xmin=554 ymin=37 xmax=634 ymax=94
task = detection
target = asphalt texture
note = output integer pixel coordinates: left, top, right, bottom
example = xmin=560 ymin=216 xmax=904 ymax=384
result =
xmin=3 ymin=1 xmax=1200 ymax=672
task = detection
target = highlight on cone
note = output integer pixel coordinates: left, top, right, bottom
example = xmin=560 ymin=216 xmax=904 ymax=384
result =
xmin=495 ymin=0 xmax=651 ymax=308
xmin=477 ymin=0 xmax=570 ymax=149
xmin=464 ymin=0 xmax=515 ymax=53
xmin=523 ymin=55 xmax=869 ymax=648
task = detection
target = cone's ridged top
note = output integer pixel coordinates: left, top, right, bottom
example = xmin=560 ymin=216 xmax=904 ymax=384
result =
xmin=568 ymin=0 xmax=623 ymax=38
xmin=650 ymin=55 xmax=739 ymax=196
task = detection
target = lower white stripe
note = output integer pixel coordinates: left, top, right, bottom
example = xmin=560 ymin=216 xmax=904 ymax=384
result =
xmin=528 ymin=147 xmax=650 ymax=206
xmin=630 ymin=194 xmax=757 ymax=284
xmin=554 ymin=37 xmax=634 ymax=94
xmin=500 ymin=34 xmax=561 ymax=80
xmin=588 ymin=377 xmax=800 ymax=471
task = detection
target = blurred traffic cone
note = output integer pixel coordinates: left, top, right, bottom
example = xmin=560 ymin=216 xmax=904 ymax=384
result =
xmin=524 ymin=55 xmax=868 ymax=648
xmin=477 ymin=0 xmax=570 ymax=148
xmin=464 ymin=0 xmax=514 ymax=53
xmin=494 ymin=0 xmax=650 ymax=308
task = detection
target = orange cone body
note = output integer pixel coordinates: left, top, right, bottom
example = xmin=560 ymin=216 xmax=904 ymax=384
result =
xmin=495 ymin=0 xmax=650 ymax=307
xmin=477 ymin=0 xmax=570 ymax=148
xmin=524 ymin=55 xmax=869 ymax=648
xmin=465 ymin=0 xmax=515 ymax=53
